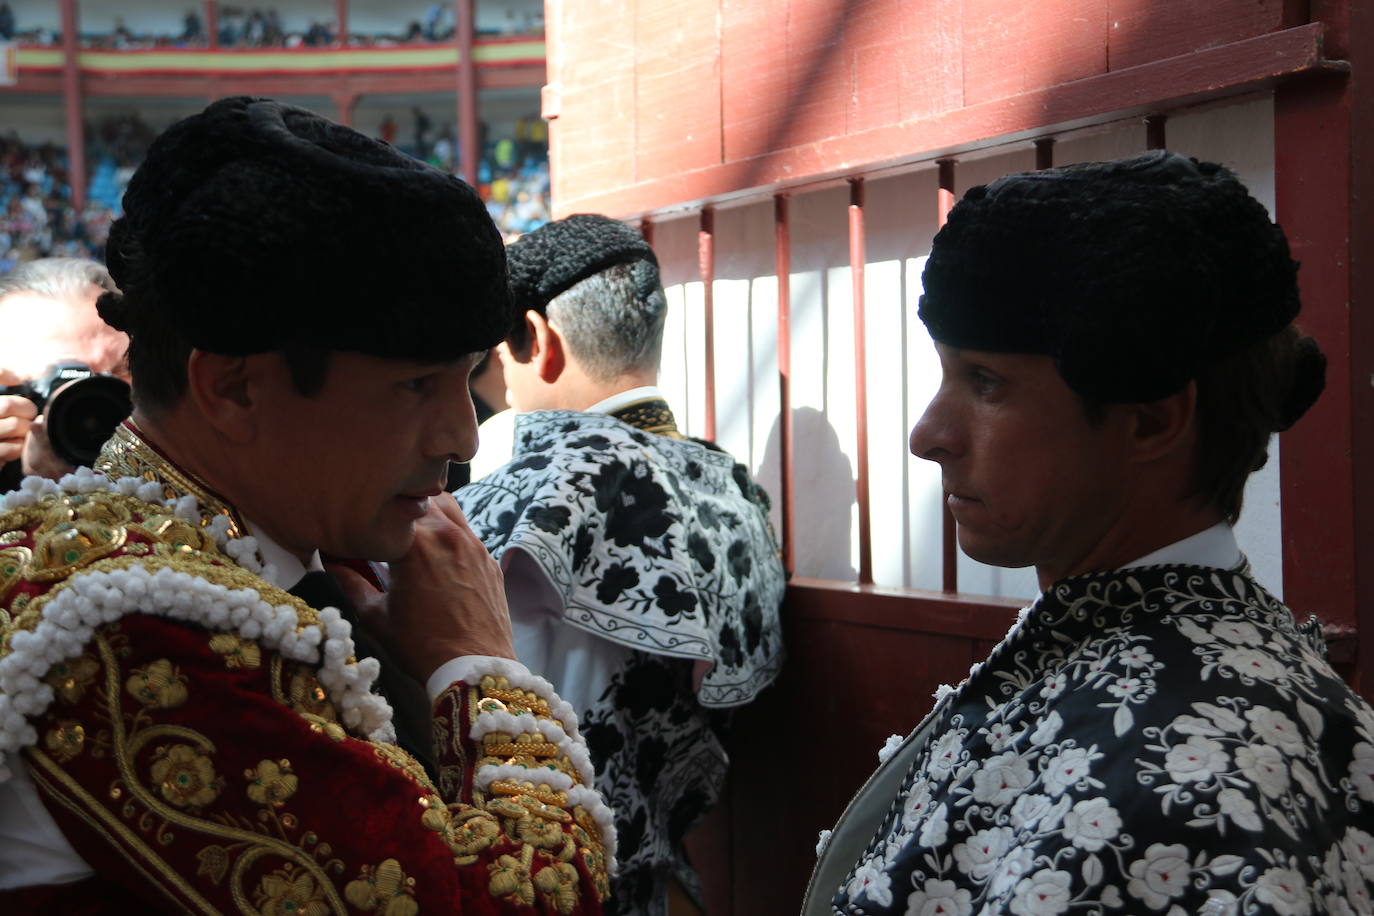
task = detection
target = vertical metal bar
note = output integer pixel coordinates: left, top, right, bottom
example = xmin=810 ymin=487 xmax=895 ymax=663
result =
xmin=937 ymin=159 xmax=958 ymax=593
xmin=849 ymin=178 xmax=874 ymax=587
xmin=1035 ymin=137 xmax=1055 ymax=170
xmin=699 ymin=207 xmax=717 ymax=442
xmin=59 ymin=0 xmax=85 ymax=213
xmin=335 ymin=0 xmax=347 ymax=45
xmin=1145 ymin=114 xmax=1168 ymax=150
xmin=639 ymin=217 xmax=654 ymax=248
xmin=774 ymin=194 xmax=795 ymax=575
xmin=455 ymin=0 xmax=479 ymax=187
xmin=206 ymin=1 xmax=218 ymax=48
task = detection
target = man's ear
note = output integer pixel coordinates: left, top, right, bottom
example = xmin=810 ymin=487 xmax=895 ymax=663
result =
xmin=1126 ymin=381 xmax=1198 ymax=464
xmin=526 ymin=310 xmax=566 ymax=384
xmin=184 ymin=350 xmax=259 ymax=443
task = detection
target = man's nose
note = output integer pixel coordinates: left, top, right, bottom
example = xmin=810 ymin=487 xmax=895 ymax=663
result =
xmin=909 ymin=394 xmax=957 ymax=463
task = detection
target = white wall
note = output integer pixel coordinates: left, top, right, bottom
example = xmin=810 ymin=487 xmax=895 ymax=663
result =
xmin=655 ymin=93 xmax=1283 ymax=603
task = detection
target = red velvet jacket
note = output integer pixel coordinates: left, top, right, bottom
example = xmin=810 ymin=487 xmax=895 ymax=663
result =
xmin=0 ymin=471 xmax=612 ymax=914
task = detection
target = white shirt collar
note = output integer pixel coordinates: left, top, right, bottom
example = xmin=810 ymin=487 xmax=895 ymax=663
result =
xmin=585 ymin=385 xmax=665 ymax=416
xmin=243 ymin=517 xmax=323 ymax=589
xmin=1120 ymin=521 xmax=1242 ymax=571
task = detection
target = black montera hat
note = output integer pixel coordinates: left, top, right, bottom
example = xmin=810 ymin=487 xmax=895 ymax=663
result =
xmin=505 ymin=213 xmax=658 ymax=316
xmin=918 ymin=151 xmax=1323 ymax=424
xmin=99 ymin=96 xmax=511 ymax=361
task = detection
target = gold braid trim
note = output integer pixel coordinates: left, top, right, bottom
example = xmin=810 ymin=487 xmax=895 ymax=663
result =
xmin=607 ymin=397 xmax=684 ymax=439
xmin=94 ymin=422 xmax=247 ymax=539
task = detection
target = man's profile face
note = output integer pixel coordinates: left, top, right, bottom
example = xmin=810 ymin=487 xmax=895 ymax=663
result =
xmin=245 ymin=350 xmax=482 ymax=561
xmin=909 ymin=343 xmax=1133 ymax=580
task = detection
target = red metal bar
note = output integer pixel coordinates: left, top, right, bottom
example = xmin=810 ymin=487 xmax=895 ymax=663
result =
xmin=455 ymin=0 xmax=479 ymax=186
xmin=937 ymin=159 xmax=957 ymax=592
xmin=699 ymin=207 xmax=717 ymax=442
xmin=849 ymin=178 xmax=873 ymax=587
xmin=334 ymin=0 xmax=348 ymax=46
xmin=1275 ymin=70 xmax=1369 ymax=698
xmin=1035 ymin=137 xmax=1055 ymax=170
xmin=59 ymin=0 xmax=85 ymax=212
xmin=639 ymin=217 xmax=653 ymax=248
xmin=775 ymin=194 xmax=795 ymax=575
xmin=1145 ymin=114 xmax=1168 ymax=149
xmin=206 ymin=1 xmax=219 ymax=49
xmin=333 ymin=91 xmax=356 ymax=126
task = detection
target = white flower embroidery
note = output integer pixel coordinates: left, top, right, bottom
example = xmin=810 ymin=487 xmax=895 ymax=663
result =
xmin=1163 ymin=735 xmax=1228 ymax=783
xmin=1040 ymin=672 xmax=1067 ymax=700
xmin=1175 ymin=617 xmax=1216 ymax=645
xmin=982 ymin=721 xmax=1023 ymax=752
xmin=1010 ymin=793 xmax=1055 ymax=830
xmin=1009 ymin=868 xmax=1072 ymax=916
xmin=1171 ymin=714 xmax=1225 ymax=736
xmin=927 ymin=731 xmax=965 ymax=780
xmin=989 ymin=846 xmax=1035 ymax=898
xmin=919 ymin=803 xmax=949 ymax=848
xmin=1030 ymin=711 xmax=1062 ymax=747
xmin=1211 ymin=619 xmax=1264 ymax=646
xmin=846 ymin=855 xmax=893 ymax=908
xmin=1347 ymin=742 xmax=1374 ymax=802
xmin=952 ymin=826 xmax=1014 ymax=880
xmin=1246 ymin=706 xmax=1306 ymax=756
xmin=1126 ymin=843 xmax=1191 ymax=910
xmin=905 ymin=878 xmax=973 ymax=916
xmin=1106 ymin=676 xmax=1143 ymax=699
xmin=1216 ymin=787 xmax=1264 ymax=831
xmin=1235 ymin=743 xmax=1290 ymax=799
xmin=1218 ymin=646 xmax=1287 ymax=682
xmin=1062 ymin=797 xmax=1121 ymax=852
xmin=901 ymin=780 xmax=934 ymax=831
xmin=1119 ymin=645 xmax=1155 ymax=668
xmin=972 ymin=752 xmax=1035 ymax=806
xmin=1042 ymin=747 xmax=1095 ymax=797
xmin=1193 ymin=702 xmax=1247 ymax=734
xmin=1339 ymin=826 xmax=1374 ymax=880
xmin=1253 ymin=867 xmax=1312 ymax=915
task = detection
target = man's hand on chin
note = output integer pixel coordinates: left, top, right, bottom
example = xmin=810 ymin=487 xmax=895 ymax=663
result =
xmin=330 ymin=496 xmax=516 ymax=684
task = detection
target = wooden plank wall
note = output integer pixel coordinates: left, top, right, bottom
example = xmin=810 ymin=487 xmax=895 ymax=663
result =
xmin=546 ymin=0 xmax=1305 ymax=215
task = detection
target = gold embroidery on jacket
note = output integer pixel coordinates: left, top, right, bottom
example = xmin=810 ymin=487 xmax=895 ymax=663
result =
xmin=209 ymin=633 xmax=261 ymax=669
xmin=345 ymin=858 xmax=420 ymax=916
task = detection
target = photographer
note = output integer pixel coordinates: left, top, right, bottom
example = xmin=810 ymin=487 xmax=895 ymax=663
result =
xmin=0 ymin=258 xmax=128 ymax=489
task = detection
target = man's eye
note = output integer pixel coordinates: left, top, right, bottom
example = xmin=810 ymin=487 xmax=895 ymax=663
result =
xmin=401 ymin=376 xmax=432 ymax=393
xmin=971 ymin=369 xmax=1001 ymax=394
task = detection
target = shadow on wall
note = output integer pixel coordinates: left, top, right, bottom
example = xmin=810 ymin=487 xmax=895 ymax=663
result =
xmin=759 ymin=406 xmax=855 ymax=581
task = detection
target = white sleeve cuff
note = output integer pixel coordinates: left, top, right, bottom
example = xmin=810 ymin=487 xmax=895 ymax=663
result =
xmin=425 ymin=655 xmax=533 ymax=701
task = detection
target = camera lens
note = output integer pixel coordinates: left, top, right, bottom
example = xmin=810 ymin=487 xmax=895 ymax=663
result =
xmin=44 ymin=375 xmax=133 ymax=467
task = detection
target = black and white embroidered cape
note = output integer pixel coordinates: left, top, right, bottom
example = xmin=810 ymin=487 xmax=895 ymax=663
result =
xmin=458 ymin=408 xmax=785 ymax=915
xmin=829 ymin=564 xmax=1374 ymax=916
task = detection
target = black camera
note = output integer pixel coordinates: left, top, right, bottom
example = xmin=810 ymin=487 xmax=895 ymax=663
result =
xmin=1 ymin=361 xmax=133 ymax=467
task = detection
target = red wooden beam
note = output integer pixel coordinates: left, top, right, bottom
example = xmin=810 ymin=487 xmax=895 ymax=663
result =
xmin=699 ymin=207 xmax=717 ymax=442
xmin=849 ymin=178 xmax=873 ymax=586
xmin=555 ymin=24 xmax=1339 ymax=219
xmin=786 ymin=578 xmax=1023 ymax=641
xmin=937 ymin=159 xmax=957 ymax=593
xmin=1275 ymin=59 xmax=1370 ymax=700
xmin=455 ymin=0 xmax=478 ymax=186
xmin=775 ymin=194 xmax=795 ymax=575
xmin=58 ymin=0 xmax=84 ymax=212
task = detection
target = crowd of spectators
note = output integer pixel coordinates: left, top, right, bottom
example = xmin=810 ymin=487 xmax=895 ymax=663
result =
xmin=0 ymin=111 xmax=551 ymax=266
xmin=0 ymin=3 xmax=542 ymax=49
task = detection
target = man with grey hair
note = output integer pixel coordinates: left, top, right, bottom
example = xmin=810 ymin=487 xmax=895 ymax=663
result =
xmin=457 ymin=214 xmax=786 ymax=916
xmin=0 ymin=258 xmax=128 ymax=487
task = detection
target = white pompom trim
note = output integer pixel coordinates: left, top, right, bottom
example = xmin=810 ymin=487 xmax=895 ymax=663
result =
xmin=0 ymin=472 xmax=396 ymax=783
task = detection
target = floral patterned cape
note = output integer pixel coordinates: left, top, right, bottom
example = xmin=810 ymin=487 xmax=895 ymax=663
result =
xmin=830 ymin=564 xmax=1374 ymax=916
xmin=457 ymin=409 xmax=786 ymax=708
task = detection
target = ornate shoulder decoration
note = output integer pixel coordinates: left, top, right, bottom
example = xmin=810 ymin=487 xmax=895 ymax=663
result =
xmin=0 ymin=468 xmax=395 ymax=782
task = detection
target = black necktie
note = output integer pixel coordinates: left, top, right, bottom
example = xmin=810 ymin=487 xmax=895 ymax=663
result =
xmin=287 ymin=571 xmax=439 ymax=782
